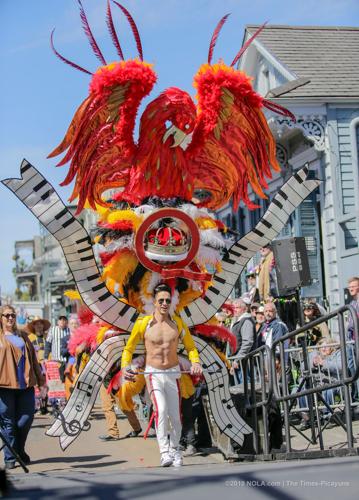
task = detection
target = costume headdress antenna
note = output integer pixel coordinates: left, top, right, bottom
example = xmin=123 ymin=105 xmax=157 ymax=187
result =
xmin=228 ymin=21 xmax=295 ymax=120
xmin=112 ymin=1 xmax=143 ymax=61
xmin=106 ymin=0 xmax=125 ymax=60
xmin=50 ymin=1 xmax=143 ymax=73
xmin=208 ymin=13 xmax=230 ymax=64
xmin=50 ymin=29 xmax=93 ymax=75
xmin=77 ymin=0 xmax=107 ymax=65
xmin=230 ymin=21 xmax=267 ymax=67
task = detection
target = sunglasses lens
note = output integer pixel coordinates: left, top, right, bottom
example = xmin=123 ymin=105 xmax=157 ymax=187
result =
xmin=159 ymin=299 xmax=171 ymax=304
xmin=3 ymin=314 xmax=16 ymax=319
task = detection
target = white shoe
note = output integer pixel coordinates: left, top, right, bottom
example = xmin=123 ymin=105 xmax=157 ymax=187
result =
xmin=172 ymin=450 xmax=183 ymax=467
xmin=160 ymin=453 xmax=173 ymax=467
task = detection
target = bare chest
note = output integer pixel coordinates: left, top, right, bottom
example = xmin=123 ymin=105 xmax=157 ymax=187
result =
xmin=145 ymin=323 xmax=179 ymax=346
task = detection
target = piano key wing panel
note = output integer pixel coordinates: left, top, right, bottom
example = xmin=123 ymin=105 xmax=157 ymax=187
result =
xmin=1 ymin=160 xmax=139 ymax=332
xmin=180 ymin=167 xmax=321 ymax=327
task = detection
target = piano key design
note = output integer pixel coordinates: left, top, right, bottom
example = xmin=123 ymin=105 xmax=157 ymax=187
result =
xmin=46 ymin=334 xmax=251 ymax=450
xmin=1 ymin=160 xmax=139 ymax=331
xmin=180 ymin=166 xmax=321 ymax=327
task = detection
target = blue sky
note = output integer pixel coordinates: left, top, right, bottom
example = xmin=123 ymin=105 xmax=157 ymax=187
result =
xmin=1 ymin=0 xmax=358 ymax=294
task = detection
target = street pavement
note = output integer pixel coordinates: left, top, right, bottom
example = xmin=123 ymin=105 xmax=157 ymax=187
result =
xmin=3 ymin=405 xmax=359 ymax=499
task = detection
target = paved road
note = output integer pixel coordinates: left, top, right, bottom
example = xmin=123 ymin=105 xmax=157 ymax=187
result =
xmin=3 ymin=407 xmax=359 ymax=499
xmin=8 ymin=456 xmax=359 ymax=500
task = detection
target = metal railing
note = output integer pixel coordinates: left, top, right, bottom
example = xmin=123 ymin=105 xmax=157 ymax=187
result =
xmin=230 ymin=305 xmax=359 ymax=457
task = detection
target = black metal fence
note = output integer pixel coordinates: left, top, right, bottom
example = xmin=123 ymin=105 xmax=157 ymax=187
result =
xmin=229 ymin=305 xmax=359 ymax=458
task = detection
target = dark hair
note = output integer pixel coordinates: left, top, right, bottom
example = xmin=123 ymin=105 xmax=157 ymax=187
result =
xmin=153 ymin=283 xmax=172 ymax=297
xmin=303 ymin=302 xmax=321 ymax=318
xmin=58 ymin=315 xmax=68 ymax=322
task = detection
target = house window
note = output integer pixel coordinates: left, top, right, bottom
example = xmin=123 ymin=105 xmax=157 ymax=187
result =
xmin=340 ymin=218 xmax=358 ymax=250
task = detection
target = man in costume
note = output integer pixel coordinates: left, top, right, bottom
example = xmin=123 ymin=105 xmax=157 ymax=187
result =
xmin=121 ymin=283 xmax=202 ymax=467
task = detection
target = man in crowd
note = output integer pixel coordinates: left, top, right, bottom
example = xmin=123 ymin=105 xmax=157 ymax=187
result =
xmin=258 ymin=245 xmax=277 ymax=301
xmin=230 ymin=299 xmax=256 ymax=381
xmin=346 ymin=277 xmax=359 ymax=403
xmin=347 ymin=277 xmax=359 ymax=341
xmin=257 ymin=302 xmax=288 ymax=350
xmin=44 ymin=316 xmax=70 ymax=362
xmin=121 ymin=283 xmax=202 ymax=467
xmin=240 ymin=270 xmax=260 ymax=305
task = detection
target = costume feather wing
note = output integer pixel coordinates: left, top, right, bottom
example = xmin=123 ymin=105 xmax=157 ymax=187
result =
xmin=187 ymin=63 xmax=294 ymax=210
xmin=48 ymin=60 xmax=157 ymax=212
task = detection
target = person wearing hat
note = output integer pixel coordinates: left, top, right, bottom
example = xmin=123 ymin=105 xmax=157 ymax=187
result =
xmin=241 ymin=271 xmax=259 ymax=306
xmin=255 ymin=306 xmax=266 ymax=335
xmin=26 ymin=317 xmax=51 ymax=415
xmin=27 ymin=317 xmax=51 ymax=364
xmin=301 ymin=301 xmax=329 ymax=345
xmin=246 ymin=270 xmax=260 ymax=304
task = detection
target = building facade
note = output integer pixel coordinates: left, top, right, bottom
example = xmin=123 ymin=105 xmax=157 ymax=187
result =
xmin=217 ymin=25 xmax=359 ymax=308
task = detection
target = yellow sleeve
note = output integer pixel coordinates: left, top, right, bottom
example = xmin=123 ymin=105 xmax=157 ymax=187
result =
xmin=180 ymin=319 xmax=201 ymax=364
xmin=121 ymin=319 xmax=144 ymax=368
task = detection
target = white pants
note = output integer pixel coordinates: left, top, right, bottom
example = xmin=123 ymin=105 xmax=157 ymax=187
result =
xmin=145 ymin=365 xmax=182 ymax=455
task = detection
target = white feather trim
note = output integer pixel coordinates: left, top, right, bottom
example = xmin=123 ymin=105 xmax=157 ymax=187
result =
xmin=196 ymin=245 xmax=221 ymax=266
xmin=98 ymin=235 xmax=134 ymax=252
xmin=179 ymin=204 xmax=210 ymax=220
xmin=200 ymin=228 xmax=226 ymax=249
xmin=133 ymin=205 xmax=156 ymax=217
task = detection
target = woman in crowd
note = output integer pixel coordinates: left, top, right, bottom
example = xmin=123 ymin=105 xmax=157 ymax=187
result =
xmin=0 ymin=305 xmax=45 ymax=469
xmin=298 ymin=337 xmax=342 ymax=430
xmin=302 ymin=301 xmax=330 ymax=345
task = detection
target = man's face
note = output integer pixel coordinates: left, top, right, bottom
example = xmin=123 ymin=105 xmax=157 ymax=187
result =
xmin=154 ymin=291 xmax=172 ymax=315
xmin=58 ymin=318 xmax=68 ymax=329
xmin=264 ymin=304 xmax=276 ymax=322
xmin=34 ymin=322 xmax=44 ymax=336
xmin=248 ymin=276 xmax=256 ymax=287
xmin=233 ymin=301 xmax=245 ymax=317
xmin=260 ymin=247 xmax=271 ymax=257
xmin=348 ymin=280 xmax=359 ymax=298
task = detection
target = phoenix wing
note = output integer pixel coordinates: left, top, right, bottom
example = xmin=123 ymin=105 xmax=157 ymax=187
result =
xmin=187 ymin=62 xmax=294 ymax=210
xmin=48 ymin=59 xmax=157 ymax=213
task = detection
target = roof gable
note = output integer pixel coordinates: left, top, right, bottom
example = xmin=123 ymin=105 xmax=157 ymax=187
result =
xmin=242 ymin=25 xmax=359 ymax=99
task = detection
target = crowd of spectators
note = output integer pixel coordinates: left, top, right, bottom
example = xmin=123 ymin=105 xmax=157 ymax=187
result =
xmin=216 ymin=271 xmax=359 ymax=436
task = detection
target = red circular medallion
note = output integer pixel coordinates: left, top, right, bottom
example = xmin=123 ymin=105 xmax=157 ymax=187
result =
xmin=134 ymin=208 xmax=200 ymax=273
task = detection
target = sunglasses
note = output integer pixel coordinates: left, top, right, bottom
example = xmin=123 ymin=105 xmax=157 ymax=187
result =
xmin=158 ymin=298 xmax=171 ymax=305
xmin=2 ymin=313 xmax=16 ymax=319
